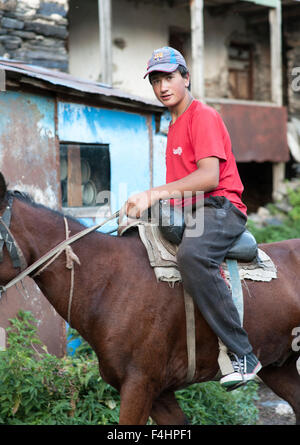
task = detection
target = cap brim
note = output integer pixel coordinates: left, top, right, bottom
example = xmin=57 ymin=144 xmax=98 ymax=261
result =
xmin=143 ymin=63 xmax=179 ymax=79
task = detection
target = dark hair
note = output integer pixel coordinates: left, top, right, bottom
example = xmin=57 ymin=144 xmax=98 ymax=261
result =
xmin=177 ymin=64 xmax=189 ymax=78
xmin=149 ymin=64 xmax=190 ymax=85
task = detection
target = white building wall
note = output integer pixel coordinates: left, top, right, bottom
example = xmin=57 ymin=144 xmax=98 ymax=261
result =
xmin=111 ymin=0 xmax=190 ymax=99
xmin=68 ymin=0 xmax=101 ymax=82
xmin=68 ymin=0 xmax=190 ymax=98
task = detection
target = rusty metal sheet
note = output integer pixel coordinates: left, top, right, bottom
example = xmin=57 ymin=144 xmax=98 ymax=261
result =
xmin=218 ymin=104 xmax=290 ymax=163
xmin=0 ymin=90 xmax=60 ymax=207
xmin=0 ymin=58 xmax=163 ymax=111
xmin=0 ymin=90 xmax=66 ymax=357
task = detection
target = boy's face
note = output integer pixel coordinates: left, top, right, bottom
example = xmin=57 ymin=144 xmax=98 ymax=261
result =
xmin=150 ymin=70 xmax=190 ymax=108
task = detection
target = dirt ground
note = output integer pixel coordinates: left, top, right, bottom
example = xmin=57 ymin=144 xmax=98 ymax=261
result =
xmin=255 ymin=383 xmax=296 ymax=425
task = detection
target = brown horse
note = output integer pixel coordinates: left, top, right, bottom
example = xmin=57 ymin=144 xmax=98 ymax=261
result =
xmin=0 ymin=171 xmax=299 ymax=425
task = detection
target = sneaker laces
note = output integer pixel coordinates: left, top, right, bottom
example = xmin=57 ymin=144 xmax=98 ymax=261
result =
xmin=229 ymin=352 xmax=246 ymax=381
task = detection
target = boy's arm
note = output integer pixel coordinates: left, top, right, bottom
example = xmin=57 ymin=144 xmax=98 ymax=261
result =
xmin=123 ymin=157 xmax=219 ymax=219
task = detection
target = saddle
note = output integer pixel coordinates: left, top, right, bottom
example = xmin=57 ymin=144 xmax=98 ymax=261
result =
xmin=119 ymin=218 xmax=277 ymax=287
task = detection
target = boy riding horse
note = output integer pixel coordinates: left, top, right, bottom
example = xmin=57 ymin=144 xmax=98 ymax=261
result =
xmin=123 ymin=46 xmax=261 ymax=390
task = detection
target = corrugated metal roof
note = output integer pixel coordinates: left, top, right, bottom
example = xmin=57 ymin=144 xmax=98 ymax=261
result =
xmin=0 ymin=58 xmax=163 ymax=111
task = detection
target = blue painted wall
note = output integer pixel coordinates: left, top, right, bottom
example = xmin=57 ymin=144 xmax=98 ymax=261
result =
xmin=58 ymin=102 xmax=151 ymax=208
xmin=152 ymin=112 xmax=170 ymax=188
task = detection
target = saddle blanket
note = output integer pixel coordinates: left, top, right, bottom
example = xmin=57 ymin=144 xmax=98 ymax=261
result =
xmin=119 ymin=221 xmax=277 ymax=284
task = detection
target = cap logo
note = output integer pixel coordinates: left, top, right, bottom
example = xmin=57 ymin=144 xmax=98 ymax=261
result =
xmin=154 ymin=52 xmax=163 ymax=61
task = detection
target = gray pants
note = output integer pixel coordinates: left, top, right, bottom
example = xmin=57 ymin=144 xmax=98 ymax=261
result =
xmin=177 ymin=196 xmax=252 ymax=357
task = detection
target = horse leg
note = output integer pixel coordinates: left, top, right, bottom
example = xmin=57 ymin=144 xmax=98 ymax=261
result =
xmin=150 ymin=391 xmax=189 ymax=425
xmin=118 ymin=375 xmax=155 ymax=425
xmin=259 ymin=356 xmax=300 ymax=425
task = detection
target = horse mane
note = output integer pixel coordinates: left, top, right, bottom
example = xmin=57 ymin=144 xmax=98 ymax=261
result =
xmin=8 ymin=189 xmax=36 ymax=206
xmin=5 ymin=188 xmax=118 ymax=237
xmin=6 ymin=189 xmax=81 ymax=226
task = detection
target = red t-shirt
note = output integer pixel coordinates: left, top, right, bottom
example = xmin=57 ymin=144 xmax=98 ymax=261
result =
xmin=166 ymin=100 xmax=247 ymax=216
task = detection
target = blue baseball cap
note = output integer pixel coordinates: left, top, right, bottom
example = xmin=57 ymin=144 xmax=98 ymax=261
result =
xmin=144 ymin=46 xmax=187 ymax=79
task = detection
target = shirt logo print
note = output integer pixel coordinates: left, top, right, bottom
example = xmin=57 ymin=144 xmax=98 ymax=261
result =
xmin=173 ymin=146 xmax=183 ymax=156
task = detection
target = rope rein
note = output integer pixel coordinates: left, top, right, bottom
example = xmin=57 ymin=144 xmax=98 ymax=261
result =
xmin=0 ymin=211 xmax=120 ymax=308
xmin=31 ymin=217 xmax=80 ymax=326
xmin=64 ymin=217 xmax=80 ymax=327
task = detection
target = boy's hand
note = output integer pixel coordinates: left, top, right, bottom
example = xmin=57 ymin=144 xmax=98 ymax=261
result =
xmin=125 ymin=190 xmax=153 ymax=218
xmin=120 ymin=190 xmax=159 ymax=221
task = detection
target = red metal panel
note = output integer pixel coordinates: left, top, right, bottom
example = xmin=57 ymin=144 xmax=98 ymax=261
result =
xmin=218 ymin=104 xmax=290 ymax=163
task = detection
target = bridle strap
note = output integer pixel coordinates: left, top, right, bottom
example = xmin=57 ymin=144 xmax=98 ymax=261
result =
xmin=0 ymin=195 xmax=27 ymax=271
xmin=0 ymin=195 xmax=13 ymax=263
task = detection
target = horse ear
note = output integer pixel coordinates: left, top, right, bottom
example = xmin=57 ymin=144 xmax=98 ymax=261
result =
xmin=0 ymin=172 xmax=7 ymax=202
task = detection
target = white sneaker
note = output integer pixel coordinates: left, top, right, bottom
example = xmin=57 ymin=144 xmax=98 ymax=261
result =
xmin=220 ymin=352 xmax=262 ymax=391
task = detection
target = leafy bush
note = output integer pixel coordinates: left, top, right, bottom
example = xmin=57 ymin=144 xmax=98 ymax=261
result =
xmin=0 ymin=311 xmax=120 ymax=425
xmin=177 ymin=381 xmax=258 ymax=425
xmin=247 ymin=186 xmax=300 ymax=244
xmin=247 ymin=218 xmax=300 ymax=244
xmin=0 ymin=311 xmax=259 ymax=425
xmin=287 ymin=188 xmax=300 ymax=222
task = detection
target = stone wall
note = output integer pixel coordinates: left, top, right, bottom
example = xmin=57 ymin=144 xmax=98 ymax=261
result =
xmin=0 ymin=0 xmax=68 ymax=71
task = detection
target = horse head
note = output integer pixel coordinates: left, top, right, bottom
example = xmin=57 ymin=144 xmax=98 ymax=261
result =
xmin=0 ymin=172 xmax=29 ymax=287
xmin=0 ymin=171 xmax=7 ymax=207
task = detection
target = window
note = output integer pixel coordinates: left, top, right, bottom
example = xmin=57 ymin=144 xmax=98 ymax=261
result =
xmin=228 ymin=42 xmax=253 ymax=100
xmin=60 ymin=143 xmax=110 ymax=210
xmin=169 ymin=27 xmax=190 ymax=61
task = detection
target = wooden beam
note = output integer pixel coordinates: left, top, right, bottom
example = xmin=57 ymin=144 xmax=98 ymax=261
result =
xmin=0 ymin=327 xmax=6 ymax=351
xmin=272 ymin=162 xmax=286 ymax=201
xmin=0 ymin=69 xmax=6 ymax=92
xmin=67 ymin=145 xmax=82 ymax=207
xmin=146 ymin=115 xmax=154 ymax=189
xmin=269 ymin=2 xmax=285 ymax=200
xmin=269 ymin=3 xmax=282 ymax=106
xmin=190 ymin=0 xmax=205 ymax=100
xmin=98 ymin=0 xmax=112 ymax=85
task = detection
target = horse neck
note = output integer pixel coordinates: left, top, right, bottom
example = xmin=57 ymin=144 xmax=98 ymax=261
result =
xmin=12 ymin=198 xmax=77 ymax=264
xmin=11 ymin=198 xmax=114 ymax=330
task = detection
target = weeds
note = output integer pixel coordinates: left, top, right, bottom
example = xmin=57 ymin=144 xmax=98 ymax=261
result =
xmin=247 ymin=185 xmax=300 ymax=243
